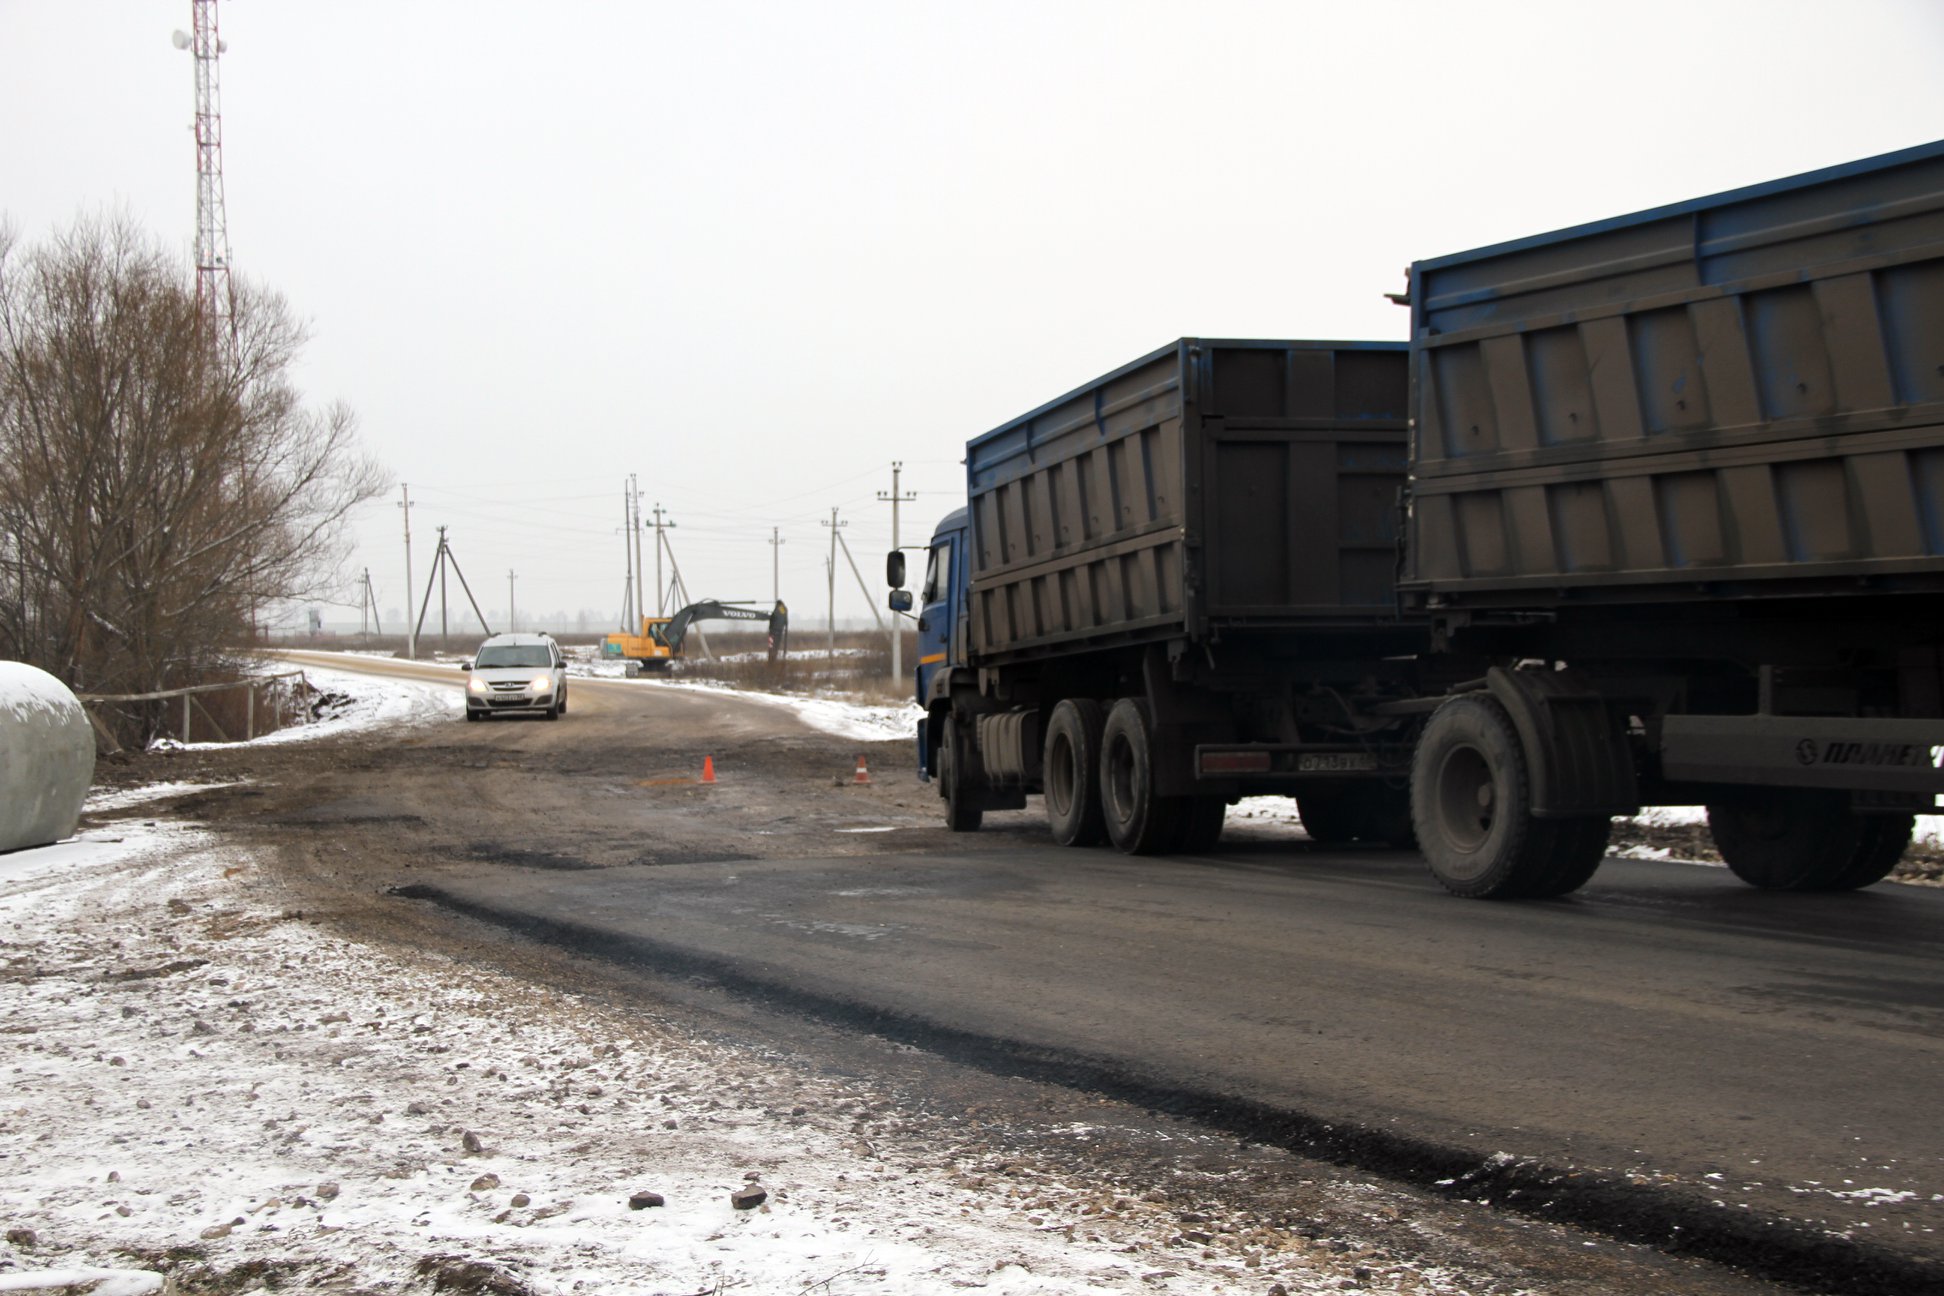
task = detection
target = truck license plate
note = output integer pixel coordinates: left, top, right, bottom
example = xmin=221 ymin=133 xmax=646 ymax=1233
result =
xmin=1298 ymin=753 xmax=1377 ymax=773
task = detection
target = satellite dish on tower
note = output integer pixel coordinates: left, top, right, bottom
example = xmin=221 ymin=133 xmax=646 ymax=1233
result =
xmin=171 ymin=29 xmax=190 ymax=49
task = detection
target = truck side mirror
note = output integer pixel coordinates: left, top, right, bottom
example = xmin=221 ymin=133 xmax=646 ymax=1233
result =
xmin=888 ymin=589 xmax=913 ymax=613
xmin=886 ymin=550 xmax=906 ymax=589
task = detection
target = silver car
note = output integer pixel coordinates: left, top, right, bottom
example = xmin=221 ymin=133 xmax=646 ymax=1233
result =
xmin=463 ymin=633 xmax=568 ymax=720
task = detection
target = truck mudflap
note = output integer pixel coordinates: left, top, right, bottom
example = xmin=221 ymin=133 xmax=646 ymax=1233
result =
xmin=1485 ymin=666 xmax=1639 ymax=818
xmin=1661 ymin=715 xmax=1944 ymax=795
xmin=916 ymin=714 xmax=930 ymax=783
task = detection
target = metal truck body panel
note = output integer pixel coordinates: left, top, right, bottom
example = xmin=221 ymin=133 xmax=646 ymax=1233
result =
xmin=1405 ymin=139 xmax=1944 ymax=605
xmin=965 ymin=339 xmax=1409 ymax=662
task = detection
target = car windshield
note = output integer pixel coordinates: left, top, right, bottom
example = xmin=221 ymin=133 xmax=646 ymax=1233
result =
xmin=474 ymin=645 xmax=552 ymax=668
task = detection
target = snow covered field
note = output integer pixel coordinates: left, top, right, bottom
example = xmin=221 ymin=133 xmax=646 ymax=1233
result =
xmin=3 ymin=664 xmax=1460 ymax=1295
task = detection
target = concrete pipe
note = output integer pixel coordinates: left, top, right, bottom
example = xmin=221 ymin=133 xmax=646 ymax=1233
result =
xmin=0 ymin=662 xmax=96 ymax=853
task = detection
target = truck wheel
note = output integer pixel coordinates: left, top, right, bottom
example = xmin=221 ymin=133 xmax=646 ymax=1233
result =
xmin=1174 ymin=797 xmax=1227 ymax=852
xmin=1520 ymin=816 xmax=1614 ymax=898
xmin=1707 ymin=792 xmax=1909 ymax=890
xmin=1294 ymin=788 xmax=1362 ymax=845
xmin=1295 ymin=785 xmax=1412 ymax=847
xmin=1365 ymin=782 xmax=1418 ymax=849
xmin=1411 ymin=694 xmax=1606 ymax=898
xmin=1835 ymin=816 xmax=1914 ymax=889
xmin=939 ymin=715 xmax=983 ymax=833
xmin=1043 ymin=699 xmax=1106 ymax=847
xmin=1099 ymin=699 xmax=1181 ymax=855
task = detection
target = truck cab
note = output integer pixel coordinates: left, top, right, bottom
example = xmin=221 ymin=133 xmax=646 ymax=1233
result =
xmin=890 ymin=507 xmax=969 ymax=781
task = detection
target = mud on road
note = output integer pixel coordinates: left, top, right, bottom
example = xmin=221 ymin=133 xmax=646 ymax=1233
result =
xmin=79 ymin=672 xmax=1801 ymax=1295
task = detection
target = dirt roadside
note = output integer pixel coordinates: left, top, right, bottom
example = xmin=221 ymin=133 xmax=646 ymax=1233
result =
xmin=65 ymin=668 xmax=1800 ymax=1295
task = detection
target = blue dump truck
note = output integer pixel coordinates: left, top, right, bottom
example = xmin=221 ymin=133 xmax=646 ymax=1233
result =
xmin=890 ymin=140 xmax=1944 ymax=898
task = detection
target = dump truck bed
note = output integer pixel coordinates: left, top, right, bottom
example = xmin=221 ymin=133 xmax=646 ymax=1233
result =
xmin=1403 ymin=139 xmax=1944 ymax=607
xmin=964 ymin=338 xmax=1409 ymax=663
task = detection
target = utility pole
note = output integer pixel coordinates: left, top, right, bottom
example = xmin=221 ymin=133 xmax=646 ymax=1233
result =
xmin=821 ymin=507 xmax=846 ymax=665
xmin=878 ymin=460 xmax=917 ymax=682
xmin=630 ymin=475 xmax=646 ymax=628
xmin=412 ymin=527 xmax=493 ymax=649
xmin=834 ymin=529 xmax=887 ymax=634
xmin=651 ymin=504 xmax=676 ymax=614
xmin=768 ymin=526 xmax=785 ymax=602
xmin=619 ymin=483 xmax=635 ymax=628
xmin=507 ymin=569 xmax=517 ymax=634
xmin=357 ymin=568 xmax=383 ymax=643
xmin=658 ymin=530 xmax=715 ymax=660
xmin=398 ymin=483 xmax=416 ymax=658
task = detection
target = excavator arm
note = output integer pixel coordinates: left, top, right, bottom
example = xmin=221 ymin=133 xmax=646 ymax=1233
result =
xmin=663 ymin=600 xmax=790 ymax=661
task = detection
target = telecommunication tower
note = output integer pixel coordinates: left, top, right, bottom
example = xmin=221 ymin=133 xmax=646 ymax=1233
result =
xmin=172 ymin=2 xmax=234 ymax=346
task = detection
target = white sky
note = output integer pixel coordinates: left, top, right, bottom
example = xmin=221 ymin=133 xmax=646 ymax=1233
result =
xmin=4 ymin=1 xmax=1942 ymax=633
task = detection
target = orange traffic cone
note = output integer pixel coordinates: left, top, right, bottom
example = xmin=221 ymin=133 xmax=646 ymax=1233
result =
xmin=702 ymin=755 xmax=717 ymax=784
xmin=853 ymin=754 xmax=871 ymax=785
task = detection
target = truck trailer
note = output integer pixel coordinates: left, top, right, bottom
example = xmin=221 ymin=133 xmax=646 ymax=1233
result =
xmin=891 ymin=139 xmax=1944 ymax=898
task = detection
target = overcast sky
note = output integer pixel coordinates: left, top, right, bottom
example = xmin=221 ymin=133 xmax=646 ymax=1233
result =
xmin=4 ymin=1 xmax=1942 ymax=635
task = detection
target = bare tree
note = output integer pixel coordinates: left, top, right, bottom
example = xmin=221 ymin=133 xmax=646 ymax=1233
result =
xmin=0 ymin=214 xmax=388 ymax=735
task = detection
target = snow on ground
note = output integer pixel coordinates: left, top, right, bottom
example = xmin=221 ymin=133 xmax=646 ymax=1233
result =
xmin=5 ymin=662 xmax=1450 ymax=1294
xmin=81 ymin=783 xmax=243 ymax=815
xmin=6 ymin=828 xmax=1366 ymax=1295
xmin=149 ymin=664 xmax=456 ymax=753
xmin=648 ymin=678 xmax=920 ymax=744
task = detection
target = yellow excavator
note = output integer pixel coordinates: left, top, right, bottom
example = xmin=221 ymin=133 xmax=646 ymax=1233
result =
xmin=603 ymin=600 xmax=788 ymax=672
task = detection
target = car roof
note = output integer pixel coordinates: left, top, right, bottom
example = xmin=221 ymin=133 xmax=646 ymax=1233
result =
xmin=476 ymin=632 xmax=555 ymax=647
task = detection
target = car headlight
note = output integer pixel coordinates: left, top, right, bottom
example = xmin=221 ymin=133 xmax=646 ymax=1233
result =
xmin=531 ymin=675 xmax=554 ymax=692
xmin=467 ymin=676 xmax=489 ymax=694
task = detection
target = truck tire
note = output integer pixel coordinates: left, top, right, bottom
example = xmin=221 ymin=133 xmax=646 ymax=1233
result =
xmin=1834 ymin=816 xmax=1915 ymax=890
xmin=1707 ymin=792 xmax=1910 ymax=891
xmin=1043 ymin=698 xmax=1106 ymax=847
xmin=939 ymin=715 xmax=983 ymax=833
xmin=1365 ymin=782 xmax=1418 ymax=850
xmin=1411 ymin=694 xmax=1607 ymax=899
xmin=1296 ymin=784 xmax=1414 ymax=847
xmin=1294 ymin=788 xmax=1363 ymax=845
xmin=1174 ymin=797 xmax=1227 ymax=852
xmin=1520 ymin=816 xmax=1614 ymax=898
xmin=1099 ymin=698 xmax=1181 ymax=855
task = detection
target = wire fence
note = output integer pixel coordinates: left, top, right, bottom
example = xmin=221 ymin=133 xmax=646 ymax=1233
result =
xmin=76 ymin=670 xmax=312 ymax=753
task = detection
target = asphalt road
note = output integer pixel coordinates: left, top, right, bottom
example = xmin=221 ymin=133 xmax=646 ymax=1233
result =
xmin=264 ymin=649 xmax=1944 ymax=1291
